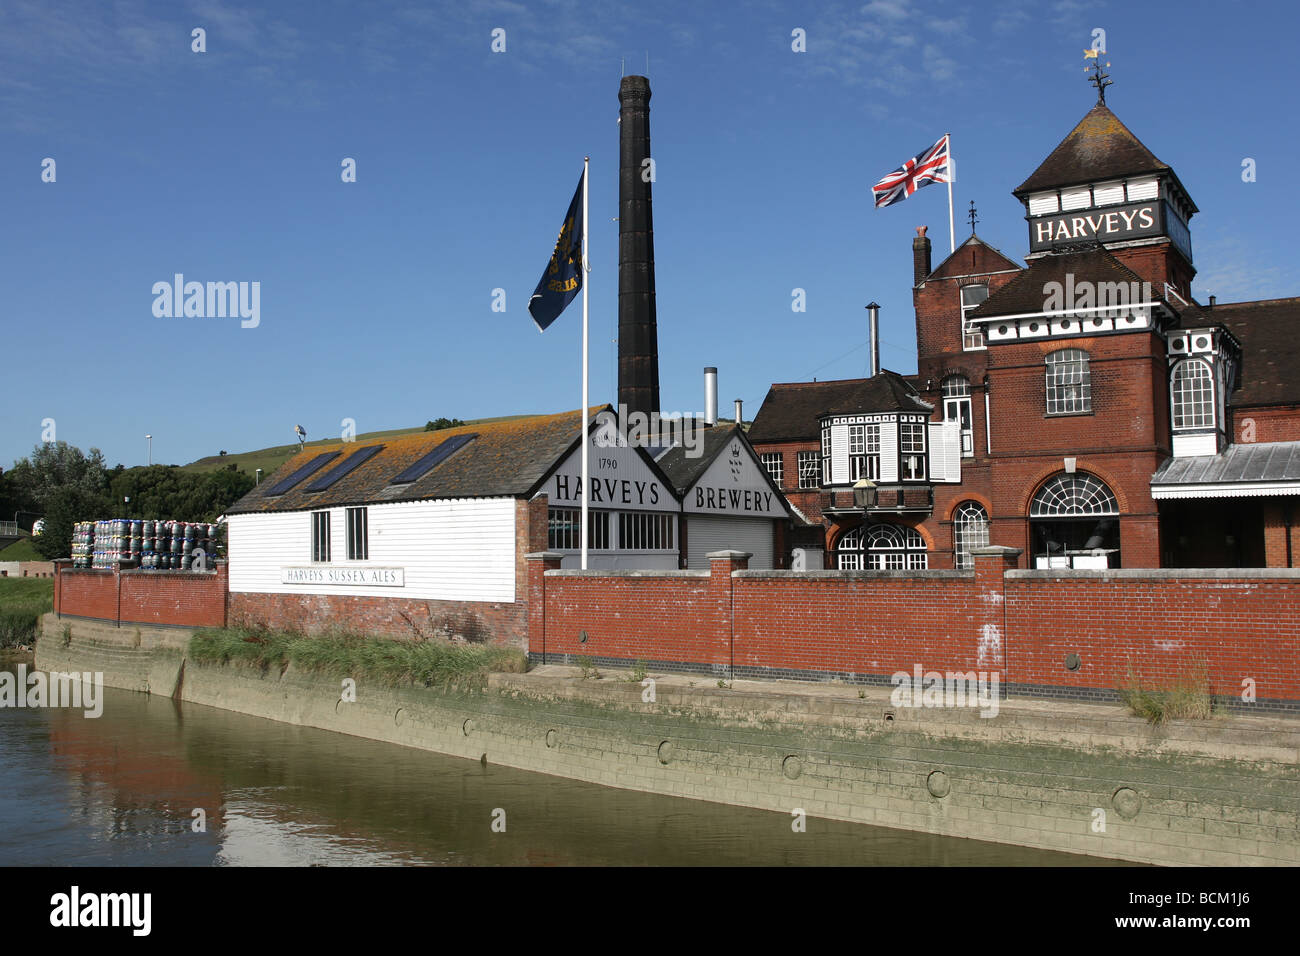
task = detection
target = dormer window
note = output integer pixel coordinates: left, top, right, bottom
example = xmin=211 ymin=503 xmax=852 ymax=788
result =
xmin=961 ymin=284 xmax=989 ymax=351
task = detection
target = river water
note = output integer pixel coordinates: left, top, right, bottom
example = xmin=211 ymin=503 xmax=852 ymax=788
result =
xmin=0 ymin=665 xmax=1112 ymax=866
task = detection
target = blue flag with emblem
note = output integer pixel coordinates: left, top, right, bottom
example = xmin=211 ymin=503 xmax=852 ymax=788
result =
xmin=528 ymin=172 xmax=585 ymax=332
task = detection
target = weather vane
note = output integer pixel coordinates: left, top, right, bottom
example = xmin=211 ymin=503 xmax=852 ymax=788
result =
xmin=1084 ymin=48 xmax=1112 ymax=104
xmin=967 ymin=200 xmax=978 ymax=235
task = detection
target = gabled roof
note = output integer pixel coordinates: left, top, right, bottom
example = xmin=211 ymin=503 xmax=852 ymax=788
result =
xmin=968 ymin=246 xmax=1154 ymax=320
xmin=656 ymin=424 xmax=796 ymax=519
xmin=226 ymin=407 xmax=606 ymax=514
xmin=922 ymin=233 xmax=1023 ymax=284
xmin=1186 ymin=297 xmax=1300 ymax=407
xmin=747 ymin=371 xmax=932 ymax=444
xmin=1014 ymin=103 xmax=1174 ymax=197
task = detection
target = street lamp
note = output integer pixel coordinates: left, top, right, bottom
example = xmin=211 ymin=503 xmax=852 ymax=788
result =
xmin=145 ymin=434 xmax=152 ymax=466
xmin=852 ymin=478 xmax=877 ymax=570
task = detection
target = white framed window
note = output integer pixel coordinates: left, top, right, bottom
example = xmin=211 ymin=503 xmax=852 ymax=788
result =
xmin=953 ymin=501 xmax=989 ymax=569
xmin=798 ymin=450 xmax=820 ymax=490
xmin=1046 ymin=348 xmax=1091 ymax=415
xmin=942 ymin=376 xmax=974 ymax=456
xmin=345 ymin=507 xmax=368 ymax=560
xmin=760 ymin=452 xmax=784 ymax=487
xmin=1171 ymin=359 xmax=1215 ymax=430
xmin=618 ymin=512 xmax=675 ymax=550
xmin=837 ymin=523 xmax=927 ymax=570
xmin=900 ymin=422 xmax=927 ymax=480
xmin=848 ymin=424 xmax=881 ymax=480
xmin=547 ymin=508 xmax=611 ymax=550
xmin=961 ymin=284 xmax=989 ymax=351
xmin=311 ymin=511 xmax=331 ymax=563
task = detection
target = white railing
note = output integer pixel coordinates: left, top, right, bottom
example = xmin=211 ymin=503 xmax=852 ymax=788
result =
xmin=0 ymin=521 xmax=19 ymax=536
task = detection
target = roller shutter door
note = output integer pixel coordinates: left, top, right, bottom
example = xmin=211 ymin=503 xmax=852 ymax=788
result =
xmin=686 ymin=516 xmax=774 ymax=569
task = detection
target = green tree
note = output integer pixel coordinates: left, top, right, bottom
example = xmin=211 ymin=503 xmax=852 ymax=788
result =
xmin=424 ymin=417 xmax=466 ymax=431
xmin=32 ymin=484 xmax=109 ymax=560
xmin=7 ymin=442 xmax=108 ymax=513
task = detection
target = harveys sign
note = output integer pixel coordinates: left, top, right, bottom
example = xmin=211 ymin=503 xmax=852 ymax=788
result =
xmin=542 ymin=438 xmax=672 ymax=512
xmin=1028 ymin=199 xmax=1166 ymax=253
xmin=685 ymin=438 xmax=787 ymax=517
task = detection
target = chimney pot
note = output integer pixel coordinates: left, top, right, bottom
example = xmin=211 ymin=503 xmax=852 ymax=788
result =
xmin=1209 ymin=295 xmax=1216 ymax=307
xmin=704 ymin=367 xmax=718 ymax=425
xmin=734 ymin=399 xmax=743 ymax=424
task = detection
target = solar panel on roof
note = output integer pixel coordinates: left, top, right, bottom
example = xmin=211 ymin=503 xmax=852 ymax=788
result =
xmin=389 ymin=433 xmax=477 ymax=484
xmin=303 ymin=444 xmax=385 ymax=492
xmin=263 ymin=452 xmax=341 ymax=496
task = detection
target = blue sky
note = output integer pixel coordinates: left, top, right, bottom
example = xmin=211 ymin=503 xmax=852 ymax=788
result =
xmin=2 ymin=0 xmax=1296 ymax=470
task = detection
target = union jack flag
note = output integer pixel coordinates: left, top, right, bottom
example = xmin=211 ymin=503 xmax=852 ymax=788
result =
xmin=871 ymin=134 xmax=951 ymax=208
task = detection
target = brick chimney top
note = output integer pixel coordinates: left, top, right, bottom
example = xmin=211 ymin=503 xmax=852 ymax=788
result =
xmin=912 ymin=226 xmax=932 ymax=286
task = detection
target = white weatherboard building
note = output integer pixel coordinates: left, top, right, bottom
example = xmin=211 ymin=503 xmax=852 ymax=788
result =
xmin=222 ymin=407 xmax=796 ymax=643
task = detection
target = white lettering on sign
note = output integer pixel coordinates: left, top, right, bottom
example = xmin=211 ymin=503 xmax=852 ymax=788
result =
xmin=281 ymin=567 xmax=405 ymax=587
xmin=1030 ymin=201 xmax=1160 ymax=250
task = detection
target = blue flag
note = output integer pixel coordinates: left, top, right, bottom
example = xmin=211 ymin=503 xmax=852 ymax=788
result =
xmin=528 ymin=172 xmax=584 ymax=331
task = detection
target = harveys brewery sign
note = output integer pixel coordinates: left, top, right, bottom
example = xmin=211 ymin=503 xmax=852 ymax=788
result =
xmin=685 ymin=438 xmax=787 ymax=518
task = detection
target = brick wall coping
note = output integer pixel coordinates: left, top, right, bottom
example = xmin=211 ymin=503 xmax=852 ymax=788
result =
xmin=545 ymin=568 xmax=710 ymax=579
xmin=1008 ymin=567 xmax=1300 ymax=580
xmin=733 ymin=569 xmax=972 ymax=580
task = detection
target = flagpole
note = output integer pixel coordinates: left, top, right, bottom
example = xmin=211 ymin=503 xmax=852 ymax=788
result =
xmin=579 ymin=156 xmax=590 ymax=570
xmin=946 ymin=133 xmax=956 ymax=255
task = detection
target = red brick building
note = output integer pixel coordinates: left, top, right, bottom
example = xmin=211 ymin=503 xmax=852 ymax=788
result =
xmin=751 ymin=94 xmax=1300 ymax=570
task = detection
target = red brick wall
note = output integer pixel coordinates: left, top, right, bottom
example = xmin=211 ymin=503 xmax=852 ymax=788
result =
xmin=1231 ymin=405 xmax=1300 ymax=444
xmin=531 ymin=551 xmax=1300 ymax=706
xmin=1004 ymin=572 xmax=1300 ymax=703
xmin=227 ymin=591 xmax=527 ymax=645
xmin=56 ymin=563 xmax=228 ymax=628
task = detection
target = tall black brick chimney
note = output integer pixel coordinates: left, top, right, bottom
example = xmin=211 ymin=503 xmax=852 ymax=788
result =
xmin=618 ymin=75 xmax=661 ymax=417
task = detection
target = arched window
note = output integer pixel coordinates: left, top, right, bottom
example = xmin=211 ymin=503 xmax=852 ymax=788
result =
xmin=942 ymin=375 xmax=973 ymax=456
xmin=1030 ymin=474 xmax=1118 ymax=516
xmin=953 ymin=501 xmax=989 ymax=569
xmin=1029 ymin=473 xmax=1120 ymax=568
xmin=1045 ymin=348 xmax=1091 ymax=414
xmin=1171 ymin=359 xmax=1215 ymax=429
xmin=837 ymin=523 xmax=927 ymax=570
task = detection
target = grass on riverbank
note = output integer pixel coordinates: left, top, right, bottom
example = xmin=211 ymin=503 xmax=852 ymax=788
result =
xmin=0 ymin=577 xmax=54 ymax=648
xmin=189 ymin=626 xmax=528 ymax=687
xmin=1118 ymin=665 xmax=1218 ymax=724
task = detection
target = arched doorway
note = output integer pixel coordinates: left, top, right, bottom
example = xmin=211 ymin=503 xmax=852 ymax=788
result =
xmin=1029 ymin=473 xmax=1120 ymax=568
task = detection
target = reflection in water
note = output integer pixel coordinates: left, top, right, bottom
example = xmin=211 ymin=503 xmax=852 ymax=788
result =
xmin=0 ymin=670 xmax=1116 ymax=866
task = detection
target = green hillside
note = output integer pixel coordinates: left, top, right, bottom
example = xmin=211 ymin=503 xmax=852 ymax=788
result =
xmin=0 ymin=537 xmax=40 ymax=562
xmin=180 ymin=415 xmax=535 ymax=479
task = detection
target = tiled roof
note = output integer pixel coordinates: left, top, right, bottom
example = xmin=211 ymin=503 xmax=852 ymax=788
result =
xmin=747 ymin=371 xmax=932 ymax=444
xmin=1013 ymin=103 xmax=1172 ymax=197
xmin=967 ymin=246 xmax=1154 ymax=320
xmin=655 ymin=424 xmax=740 ymax=493
xmin=1152 ymin=440 xmax=1300 ymax=488
xmin=1181 ymin=298 xmax=1300 ymax=408
xmin=226 ymin=407 xmax=606 ymax=514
